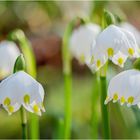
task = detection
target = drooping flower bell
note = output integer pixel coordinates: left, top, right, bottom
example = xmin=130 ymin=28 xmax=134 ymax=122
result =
xmin=70 ymin=23 xmax=101 ymax=65
xmin=0 ymin=41 xmax=20 ymax=79
xmin=105 ymin=69 xmax=140 ymax=108
xmin=120 ymin=22 xmax=140 ymax=46
xmin=90 ymin=25 xmax=140 ymax=71
xmin=0 ymin=71 xmax=45 ymax=115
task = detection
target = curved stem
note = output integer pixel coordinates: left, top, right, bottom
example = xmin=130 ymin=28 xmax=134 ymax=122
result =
xmin=20 ymin=107 xmax=28 ymax=139
xmin=91 ymin=73 xmax=99 ymax=138
xmin=100 ymin=63 xmax=110 ymax=139
xmin=64 ymin=73 xmax=72 ymax=139
xmin=8 ymin=30 xmax=39 ymax=139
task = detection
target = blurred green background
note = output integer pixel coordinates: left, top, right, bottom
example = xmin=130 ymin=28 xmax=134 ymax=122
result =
xmin=0 ymin=1 xmax=140 ymax=139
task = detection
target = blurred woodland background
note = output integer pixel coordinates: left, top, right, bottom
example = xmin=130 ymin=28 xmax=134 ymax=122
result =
xmin=0 ymin=1 xmax=140 ymax=139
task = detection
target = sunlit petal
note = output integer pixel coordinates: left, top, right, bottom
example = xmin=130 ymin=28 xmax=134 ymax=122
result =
xmin=0 ymin=41 xmax=20 ymax=79
xmin=106 ymin=69 xmax=140 ymax=107
xmin=70 ymin=23 xmax=101 ymax=65
xmin=90 ymin=25 xmax=139 ymax=71
xmin=0 ymin=71 xmax=45 ymax=115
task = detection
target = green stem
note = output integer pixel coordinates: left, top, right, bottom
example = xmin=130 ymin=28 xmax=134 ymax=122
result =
xmin=20 ymin=107 xmax=28 ymax=140
xmin=100 ymin=63 xmax=110 ymax=139
xmin=62 ymin=17 xmax=87 ymax=139
xmin=98 ymin=9 xmax=115 ymax=138
xmin=91 ymin=73 xmax=99 ymax=138
xmin=29 ymin=114 xmax=39 ymax=139
xmin=17 ymin=35 xmax=39 ymax=139
xmin=64 ymin=73 xmax=72 ymax=138
xmin=62 ymin=21 xmax=73 ymax=139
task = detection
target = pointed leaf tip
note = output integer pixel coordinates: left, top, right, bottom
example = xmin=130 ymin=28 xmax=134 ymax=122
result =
xmin=133 ymin=58 xmax=140 ymax=71
xmin=103 ymin=9 xmax=116 ymax=27
xmin=13 ymin=54 xmax=26 ymax=73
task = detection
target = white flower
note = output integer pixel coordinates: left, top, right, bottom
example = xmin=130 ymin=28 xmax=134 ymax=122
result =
xmin=0 ymin=71 xmax=45 ymax=115
xmin=90 ymin=25 xmax=140 ymax=71
xmin=105 ymin=69 xmax=140 ymax=108
xmin=70 ymin=23 xmax=101 ymax=65
xmin=120 ymin=22 xmax=140 ymax=46
xmin=0 ymin=41 xmax=20 ymax=79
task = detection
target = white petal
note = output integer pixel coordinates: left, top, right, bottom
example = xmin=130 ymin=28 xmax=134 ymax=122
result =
xmin=0 ymin=41 xmax=20 ymax=78
xmin=30 ymin=101 xmax=42 ymax=116
xmin=0 ymin=73 xmax=24 ymax=104
xmin=70 ymin=23 xmax=100 ymax=64
xmin=90 ymin=56 xmax=107 ymax=72
xmin=88 ymin=41 xmax=108 ymax=72
xmin=21 ymin=80 xmax=45 ymax=104
xmin=111 ymin=51 xmax=128 ymax=67
xmin=90 ymin=25 xmax=139 ymax=70
xmin=23 ymin=101 xmax=45 ymax=115
xmin=94 ymin=25 xmax=129 ymax=55
xmin=6 ymin=71 xmax=45 ymax=104
xmin=23 ymin=103 xmax=33 ymax=113
xmin=107 ymin=69 xmax=140 ymax=106
xmin=120 ymin=29 xmax=140 ymax=57
xmin=120 ymin=22 xmax=140 ymax=46
xmin=4 ymin=103 xmax=21 ymax=115
xmin=0 ymin=71 xmax=45 ymax=114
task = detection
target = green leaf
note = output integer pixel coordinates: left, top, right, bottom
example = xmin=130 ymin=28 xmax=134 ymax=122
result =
xmin=13 ymin=54 xmax=25 ymax=73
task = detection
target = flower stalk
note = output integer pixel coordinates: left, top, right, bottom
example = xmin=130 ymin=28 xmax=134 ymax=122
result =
xmin=99 ymin=10 xmax=113 ymax=139
xmin=8 ymin=30 xmax=39 ymax=139
xmin=91 ymin=73 xmax=99 ymax=138
xmin=20 ymin=106 xmax=28 ymax=140
xmin=100 ymin=62 xmax=110 ymax=138
xmin=62 ymin=17 xmax=88 ymax=138
xmin=62 ymin=19 xmax=75 ymax=139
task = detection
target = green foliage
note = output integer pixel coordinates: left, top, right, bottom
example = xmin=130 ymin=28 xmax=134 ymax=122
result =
xmin=38 ymin=1 xmax=62 ymax=19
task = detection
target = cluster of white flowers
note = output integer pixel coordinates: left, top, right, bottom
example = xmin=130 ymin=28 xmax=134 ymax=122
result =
xmin=90 ymin=25 xmax=140 ymax=71
xmin=70 ymin=20 xmax=140 ymax=109
xmin=0 ymin=20 xmax=140 ymax=114
xmin=70 ymin=22 xmax=140 ymax=71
